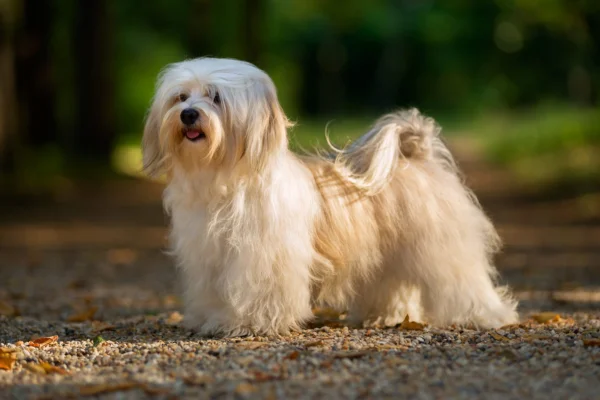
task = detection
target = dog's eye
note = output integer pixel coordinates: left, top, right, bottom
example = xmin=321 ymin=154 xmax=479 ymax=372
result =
xmin=178 ymin=93 xmax=188 ymax=102
xmin=213 ymin=92 xmax=220 ymax=104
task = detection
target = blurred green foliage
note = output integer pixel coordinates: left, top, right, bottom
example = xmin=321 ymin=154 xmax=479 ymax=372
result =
xmin=101 ymin=0 xmax=600 ymax=135
xmin=1 ymin=0 xmax=599 ymax=191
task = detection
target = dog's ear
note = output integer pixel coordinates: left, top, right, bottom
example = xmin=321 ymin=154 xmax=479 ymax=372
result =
xmin=141 ymin=97 xmax=164 ymax=177
xmin=244 ymin=79 xmax=290 ymax=170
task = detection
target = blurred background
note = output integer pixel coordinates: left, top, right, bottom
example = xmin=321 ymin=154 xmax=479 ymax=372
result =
xmin=0 ymin=0 xmax=599 ymax=193
xmin=0 ymin=1 xmax=599 ymax=317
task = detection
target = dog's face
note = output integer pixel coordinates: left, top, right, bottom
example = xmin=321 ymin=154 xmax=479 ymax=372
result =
xmin=142 ymin=58 xmax=290 ymax=177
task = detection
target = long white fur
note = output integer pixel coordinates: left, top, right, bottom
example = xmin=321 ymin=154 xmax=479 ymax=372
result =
xmin=142 ymin=57 xmax=518 ymax=337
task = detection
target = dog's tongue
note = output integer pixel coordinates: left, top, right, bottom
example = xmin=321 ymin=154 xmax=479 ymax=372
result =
xmin=185 ymin=130 xmax=202 ymax=140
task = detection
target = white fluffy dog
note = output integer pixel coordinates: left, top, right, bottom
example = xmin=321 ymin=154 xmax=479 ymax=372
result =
xmin=142 ymin=57 xmax=518 ymax=337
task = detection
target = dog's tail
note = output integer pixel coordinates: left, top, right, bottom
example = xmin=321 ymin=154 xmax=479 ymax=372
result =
xmin=329 ymin=108 xmax=456 ymax=195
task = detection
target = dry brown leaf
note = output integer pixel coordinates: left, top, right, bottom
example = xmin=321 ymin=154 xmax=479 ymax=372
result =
xmin=25 ymin=361 xmax=69 ymax=375
xmin=583 ymin=339 xmax=600 ymax=348
xmin=332 ymin=350 xmax=371 ymax=359
xmin=373 ymin=344 xmax=409 ymax=351
xmin=182 ymin=374 xmax=214 ymax=386
xmin=235 ymin=383 xmax=258 ymax=395
xmin=165 ymin=311 xmax=184 ymax=325
xmin=522 ymin=334 xmax=552 ymax=341
xmin=531 ymin=312 xmax=561 ymax=323
xmin=499 ymin=323 xmax=520 ymax=330
xmin=305 ymin=340 xmax=325 ymax=348
xmin=67 ymin=307 xmax=98 ymax=323
xmin=235 ymin=341 xmax=269 ymax=350
xmin=398 ymin=315 xmax=426 ymax=330
xmin=23 ymin=363 xmax=47 ymax=374
xmin=91 ymin=321 xmax=116 ymax=333
xmin=0 ymin=347 xmax=18 ymax=354
xmin=28 ymin=335 xmax=59 ymax=348
xmin=140 ymin=384 xmax=172 ymax=396
xmin=0 ymin=348 xmax=18 ymax=371
xmin=107 ymin=248 xmax=138 ymax=265
xmin=79 ymin=382 xmax=138 ymax=396
xmin=285 ymin=351 xmax=300 ymax=360
xmin=489 ymin=332 xmax=510 ymax=342
xmin=253 ymin=371 xmax=281 ymax=382
xmin=0 ymin=359 xmax=16 ymax=371
xmin=0 ymin=300 xmax=17 ymax=317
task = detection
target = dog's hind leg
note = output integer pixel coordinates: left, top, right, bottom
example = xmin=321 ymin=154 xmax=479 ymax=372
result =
xmin=348 ymin=272 xmax=423 ymax=327
xmin=392 ymin=163 xmax=518 ymax=329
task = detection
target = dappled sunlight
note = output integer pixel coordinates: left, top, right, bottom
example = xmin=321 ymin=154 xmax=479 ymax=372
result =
xmin=111 ymin=145 xmax=145 ymax=180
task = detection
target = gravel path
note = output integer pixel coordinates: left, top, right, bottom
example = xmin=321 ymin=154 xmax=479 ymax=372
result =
xmin=1 ymin=143 xmax=599 ymax=399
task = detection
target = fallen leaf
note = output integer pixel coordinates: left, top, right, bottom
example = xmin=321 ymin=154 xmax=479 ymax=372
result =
xmin=91 ymin=321 xmax=116 ymax=333
xmin=24 ymin=363 xmax=47 ymax=374
xmin=583 ymin=339 xmax=600 ymax=348
xmin=489 ymin=332 xmax=510 ymax=342
xmin=235 ymin=342 xmax=268 ymax=350
xmin=500 ymin=323 xmax=521 ymax=330
xmin=522 ymin=334 xmax=552 ymax=342
xmin=140 ymin=384 xmax=172 ymax=396
xmin=0 ymin=300 xmax=16 ymax=317
xmin=332 ymin=350 xmax=371 ymax=359
xmin=39 ymin=362 xmax=69 ymax=375
xmin=397 ymin=315 xmax=426 ymax=331
xmin=79 ymin=382 xmax=138 ymax=396
xmin=165 ymin=311 xmax=184 ymax=325
xmin=531 ymin=312 xmax=561 ymax=323
xmin=182 ymin=374 xmax=214 ymax=386
xmin=107 ymin=248 xmax=137 ymax=265
xmin=28 ymin=335 xmax=58 ymax=348
xmin=24 ymin=362 xmax=69 ymax=375
xmin=373 ymin=344 xmax=409 ymax=351
xmin=253 ymin=371 xmax=281 ymax=382
xmin=0 ymin=348 xmax=18 ymax=371
xmin=67 ymin=307 xmax=98 ymax=323
xmin=0 ymin=347 xmax=18 ymax=354
xmin=235 ymin=383 xmax=258 ymax=395
xmin=93 ymin=336 xmax=106 ymax=347
xmin=305 ymin=340 xmax=325 ymax=348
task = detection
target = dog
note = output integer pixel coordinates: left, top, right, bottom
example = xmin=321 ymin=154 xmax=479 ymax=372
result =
xmin=142 ymin=57 xmax=518 ymax=337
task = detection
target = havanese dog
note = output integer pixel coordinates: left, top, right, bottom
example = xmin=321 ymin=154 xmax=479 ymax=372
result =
xmin=142 ymin=57 xmax=518 ymax=337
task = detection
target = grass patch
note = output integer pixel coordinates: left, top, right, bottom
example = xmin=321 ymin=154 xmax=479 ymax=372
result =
xmin=465 ymin=104 xmax=600 ymax=194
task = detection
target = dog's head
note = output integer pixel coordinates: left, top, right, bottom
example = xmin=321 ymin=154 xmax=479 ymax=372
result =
xmin=142 ymin=57 xmax=290 ymax=177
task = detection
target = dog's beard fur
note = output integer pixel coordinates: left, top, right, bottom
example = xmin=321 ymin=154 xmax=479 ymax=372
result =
xmin=142 ymin=57 xmax=518 ymax=337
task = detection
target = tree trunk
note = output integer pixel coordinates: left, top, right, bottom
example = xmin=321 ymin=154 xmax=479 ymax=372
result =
xmin=0 ymin=2 xmax=18 ymax=175
xmin=241 ymin=0 xmax=263 ymax=65
xmin=15 ymin=0 xmax=57 ymax=148
xmin=73 ymin=0 xmax=115 ymax=165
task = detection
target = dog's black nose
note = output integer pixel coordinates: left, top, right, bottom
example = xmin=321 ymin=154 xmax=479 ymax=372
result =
xmin=180 ymin=108 xmax=199 ymax=125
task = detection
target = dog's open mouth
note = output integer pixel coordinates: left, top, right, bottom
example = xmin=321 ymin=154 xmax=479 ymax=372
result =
xmin=183 ymin=129 xmax=206 ymax=142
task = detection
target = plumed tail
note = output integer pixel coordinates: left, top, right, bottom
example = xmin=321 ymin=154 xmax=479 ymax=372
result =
xmin=329 ymin=108 xmax=456 ymax=195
